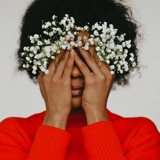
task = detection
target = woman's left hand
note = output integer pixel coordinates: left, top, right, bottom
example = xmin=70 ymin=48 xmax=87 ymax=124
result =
xmin=74 ymin=36 xmax=115 ymax=124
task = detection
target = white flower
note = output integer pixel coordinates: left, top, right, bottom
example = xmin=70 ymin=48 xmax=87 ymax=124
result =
xmin=26 ymin=57 xmax=30 ymax=61
xmin=120 ymin=69 xmax=123 ymax=74
xmin=21 ymin=14 xmax=134 ymax=79
xmin=62 ymin=44 xmax=67 ymax=50
xmin=29 ymin=53 xmax=34 ymax=57
xmin=44 ymin=39 xmax=50 ymax=45
xmin=130 ymin=53 xmax=134 ymax=57
xmin=34 ymin=34 xmax=39 ymax=39
xmin=110 ymin=65 xmax=115 ymax=70
xmin=106 ymin=60 xmax=110 ymax=64
xmin=45 ymin=22 xmax=52 ymax=28
xmin=93 ymin=30 xmax=99 ymax=36
xmin=77 ymin=40 xmax=82 ymax=47
xmin=70 ymin=41 xmax=75 ymax=46
xmin=129 ymin=57 xmax=134 ymax=62
xmin=124 ymin=65 xmax=129 ymax=71
xmin=96 ymin=46 xmax=100 ymax=51
xmin=51 ymin=56 xmax=55 ymax=59
xmin=84 ymin=25 xmax=89 ymax=30
xmin=37 ymin=41 xmax=43 ymax=46
xmin=117 ymin=45 xmax=123 ymax=51
xmin=21 ymin=52 xmax=25 ymax=56
xmin=118 ymin=34 xmax=125 ymax=42
xmin=32 ymin=65 xmax=37 ymax=70
xmin=67 ymin=45 xmax=71 ymax=50
xmin=124 ymin=49 xmax=128 ymax=54
xmin=43 ymin=31 xmax=49 ymax=35
xmin=32 ymin=70 xmax=37 ymax=74
xmin=83 ymin=45 xmax=89 ymax=50
xmin=88 ymin=38 xmax=95 ymax=45
xmin=51 ymin=45 xmax=57 ymax=52
xmin=97 ymin=25 xmax=102 ymax=30
xmin=30 ymin=46 xmax=35 ymax=52
xmin=44 ymin=70 xmax=49 ymax=75
xmin=49 ymin=32 xmax=54 ymax=37
xmin=132 ymin=62 xmax=136 ymax=67
xmin=52 ymin=21 xmax=56 ymax=26
xmin=109 ymin=43 xmax=115 ymax=49
xmin=52 ymin=15 xmax=56 ymax=20
xmin=126 ymin=40 xmax=131 ymax=48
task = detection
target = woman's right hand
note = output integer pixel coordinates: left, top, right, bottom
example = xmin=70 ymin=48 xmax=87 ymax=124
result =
xmin=37 ymin=49 xmax=75 ymax=130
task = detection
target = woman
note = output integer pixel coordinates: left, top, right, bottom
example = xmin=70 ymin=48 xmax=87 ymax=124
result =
xmin=0 ymin=0 xmax=160 ymax=159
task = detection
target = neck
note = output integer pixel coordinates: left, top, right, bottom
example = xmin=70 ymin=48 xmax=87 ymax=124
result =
xmin=70 ymin=107 xmax=85 ymax=115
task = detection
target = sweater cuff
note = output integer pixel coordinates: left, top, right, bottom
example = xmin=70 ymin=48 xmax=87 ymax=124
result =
xmin=27 ymin=125 xmax=71 ymax=160
xmin=81 ymin=121 xmax=125 ymax=160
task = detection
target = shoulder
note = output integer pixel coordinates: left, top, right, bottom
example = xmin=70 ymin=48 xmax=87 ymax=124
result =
xmin=127 ymin=116 xmax=159 ymax=133
xmin=132 ymin=116 xmax=160 ymax=134
xmin=122 ymin=117 xmax=160 ymax=153
xmin=0 ymin=110 xmax=46 ymax=131
xmin=117 ymin=116 xmax=159 ymax=138
xmin=108 ymin=109 xmax=159 ymax=135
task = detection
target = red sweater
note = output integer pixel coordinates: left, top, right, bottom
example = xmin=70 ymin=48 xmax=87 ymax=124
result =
xmin=0 ymin=108 xmax=160 ymax=160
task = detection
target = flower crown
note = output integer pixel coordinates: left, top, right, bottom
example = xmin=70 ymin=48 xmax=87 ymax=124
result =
xmin=20 ymin=14 xmax=136 ymax=78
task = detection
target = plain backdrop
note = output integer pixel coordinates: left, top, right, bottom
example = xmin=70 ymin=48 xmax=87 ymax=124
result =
xmin=0 ymin=0 xmax=160 ymax=131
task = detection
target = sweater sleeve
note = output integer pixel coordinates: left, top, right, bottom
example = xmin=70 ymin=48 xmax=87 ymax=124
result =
xmin=81 ymin=119 xmax=160 ymax=160
xmin=0 ymin=117 xmax=71 ymax=160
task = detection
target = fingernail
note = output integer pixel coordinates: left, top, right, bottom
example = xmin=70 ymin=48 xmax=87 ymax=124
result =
xmin=70 ymin=49 xmax=74 ymax=56
xmin=83 ymin=36 xmax=88 ymax=42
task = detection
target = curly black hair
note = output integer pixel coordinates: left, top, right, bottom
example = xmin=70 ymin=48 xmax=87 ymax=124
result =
xmin=16 ymin=0 xmax=141 ymax=86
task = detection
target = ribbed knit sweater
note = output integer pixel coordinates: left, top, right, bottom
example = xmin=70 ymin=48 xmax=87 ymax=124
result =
xmin=0 ymin=108 xmax=160 ymax=160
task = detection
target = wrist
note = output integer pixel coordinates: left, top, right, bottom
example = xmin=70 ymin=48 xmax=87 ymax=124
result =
xmin=84 ymin=108 xmax=108 ymax=125
xmin=42 ymin=111 xmax=69 ymax=130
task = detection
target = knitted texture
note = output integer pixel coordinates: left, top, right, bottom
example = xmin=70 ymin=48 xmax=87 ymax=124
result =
xmin=0 ymin=109 xmax=160 ymax=160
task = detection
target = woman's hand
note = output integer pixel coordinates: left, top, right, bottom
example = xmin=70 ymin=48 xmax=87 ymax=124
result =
xmin=74 ymin=39 xmax=115 ymax=124
xmin=38 ymin=49 xmax=75 ymax=130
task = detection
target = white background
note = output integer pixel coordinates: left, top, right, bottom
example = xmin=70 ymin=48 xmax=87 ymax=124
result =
xmin=0 ymin=0 xmax=160 ymax=131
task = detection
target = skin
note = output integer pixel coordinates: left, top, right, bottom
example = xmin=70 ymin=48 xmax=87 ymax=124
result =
xmin=38 ymin=34 xmax=115 ymax=130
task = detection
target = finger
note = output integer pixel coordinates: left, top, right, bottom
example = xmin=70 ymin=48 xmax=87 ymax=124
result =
xmin=74 ymin=51 xmax=92 ymax=80
xmin=62 ymin=49 xmax=75 ymax=80
xmin=82 ymin=35 xmax=99 ymax=63
xmin=98 ymin=61 xmax=113 ymax=77
xmin=46 ymin=49 xmax=64 ymax=77
xmin=82 ymin=34 xmax=114 ymax=79
xmin=78 ymin=47 xmax=102 ymax=76
xmin=54 ymin=50 xmax=70 ymax=79
xmin=54 ymin=49 xmax=65 ymax=67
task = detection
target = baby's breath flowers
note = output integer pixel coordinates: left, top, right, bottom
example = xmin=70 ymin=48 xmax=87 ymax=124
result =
xmin=19 ymin=14 xmax=137 ymax=79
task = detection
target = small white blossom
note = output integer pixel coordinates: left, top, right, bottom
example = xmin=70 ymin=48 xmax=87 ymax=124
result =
xmin=26 ymin=57 xmax=30 ymax=61
xmin=130 ymin=53 xmax=134 ymax=57
xmin=70 ymin=41 xmax=75 ymax=46
xmin=20 ymin=14 xmax=135 ymax=78
xmin=96 ymin=46 xmax=100 ymax=51
xmin=93 ymin=30 xmax=99 ymax=36
xmin=37 ymin=41 xmax=43 ymax=46
xmin=77 ymin=40 xmax=82 ymax=47
xmin=83 ymin=45 xmax=89 ymax=50
xmin=126 ymin=40 xmax=131 ymax=48
xmin=34 ymin=34 xmax=39 ymax=39
xmin=84 ymin=25 xmax=89 ymax=30
xmin=132 ymin=62 xmax=136 ymax=67
xmin=106 ymin=60 xmax=110 ymax=64
xmin=129 ymin=57 xmax=134 ymax=62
